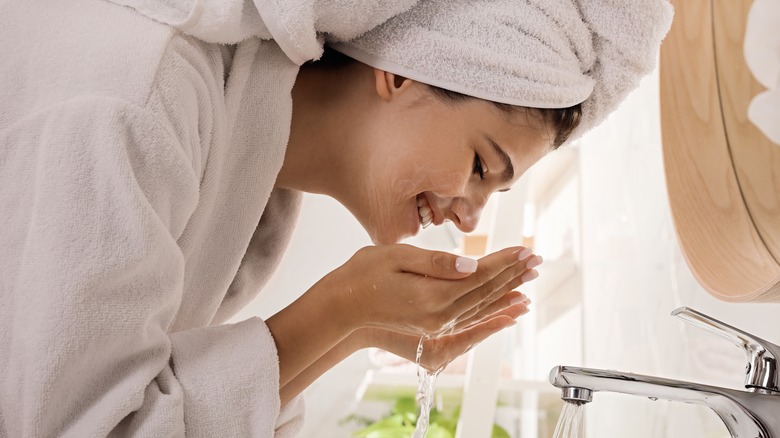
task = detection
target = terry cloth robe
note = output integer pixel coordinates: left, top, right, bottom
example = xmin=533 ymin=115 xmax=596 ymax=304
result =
xmin=0 ymin=0 xmax=303 ymax=436
xmin=0 ymin=0 xmax=417 ymax=435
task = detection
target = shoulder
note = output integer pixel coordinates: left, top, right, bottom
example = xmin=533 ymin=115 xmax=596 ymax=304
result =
xmin=1 ymin=0 xmax=226 ymax=114
xmin=2 ymin=0 xmax=232 ymax=180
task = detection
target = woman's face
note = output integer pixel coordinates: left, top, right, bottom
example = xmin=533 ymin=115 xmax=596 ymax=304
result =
xmin=348 ymin=81 xmax=553 ymax=245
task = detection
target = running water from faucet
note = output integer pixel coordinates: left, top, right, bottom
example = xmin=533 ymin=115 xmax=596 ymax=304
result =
xmin=552 ymin=401 xmax=585 ymax=438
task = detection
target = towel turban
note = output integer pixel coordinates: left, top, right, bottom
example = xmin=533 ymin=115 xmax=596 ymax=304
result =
xmin=330 ymin=0 xmax=674 ymax=143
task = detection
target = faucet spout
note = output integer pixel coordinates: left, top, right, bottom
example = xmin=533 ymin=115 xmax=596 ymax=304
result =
xmin=550 ymin=365 xmax=780 ymax=438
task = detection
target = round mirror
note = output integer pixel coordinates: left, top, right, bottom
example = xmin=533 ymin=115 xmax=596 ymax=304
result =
xmin=660 ymin=0 xmax=780 ymax=301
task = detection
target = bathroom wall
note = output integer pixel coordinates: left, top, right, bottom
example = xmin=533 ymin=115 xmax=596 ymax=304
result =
xmin=576 ymin=68 xmax=780 ymax=437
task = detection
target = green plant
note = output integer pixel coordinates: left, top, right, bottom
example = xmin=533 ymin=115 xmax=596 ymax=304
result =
xmin=349 ymin=396 xmax=511 ymax=438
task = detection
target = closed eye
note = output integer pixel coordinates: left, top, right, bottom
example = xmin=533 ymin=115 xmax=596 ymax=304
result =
xmin=473 ymin=153 xmax=485 ymax=180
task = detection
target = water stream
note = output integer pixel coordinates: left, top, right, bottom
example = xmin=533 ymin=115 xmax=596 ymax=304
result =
xmin=412 ymin=328 xmax=586 ymax=438
xmin=412 ymin=321 xmax=456 ymax=438
xmin=412 ymin=335 xmax=441 ymax=438
xmin=552 ymin=401 xmax=586 ymax=438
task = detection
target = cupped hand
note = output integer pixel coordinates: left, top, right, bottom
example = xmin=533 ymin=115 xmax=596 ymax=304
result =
xmin=362 ymin=295 xmax=531 ymax=372
xmin=321 ymin=243 xmax=540 ymax=336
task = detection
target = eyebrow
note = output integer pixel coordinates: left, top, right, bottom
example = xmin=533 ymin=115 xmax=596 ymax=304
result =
xmin=487 ymin=136 xmax=514 ymax=183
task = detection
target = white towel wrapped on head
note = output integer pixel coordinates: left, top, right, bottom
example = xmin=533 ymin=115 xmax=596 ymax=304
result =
xmin=330 ymin=0 xmax=674 ymax=143
xmin=108 ymin=0 xmax=673 ymax=143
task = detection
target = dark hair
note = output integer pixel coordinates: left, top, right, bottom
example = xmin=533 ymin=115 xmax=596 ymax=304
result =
xmin=427 ymin=86 xmax=582 ymax=149
xmin=312 ymin=46 xmax=582 ymax=148
xmin=308 ymin=46 xmax=356 ymax=69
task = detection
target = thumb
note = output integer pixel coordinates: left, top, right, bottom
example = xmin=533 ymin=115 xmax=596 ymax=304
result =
xmin=391 ymin=244 xmax=478 ymax=279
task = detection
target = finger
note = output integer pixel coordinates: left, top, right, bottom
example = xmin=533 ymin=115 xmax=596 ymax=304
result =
xmin=456 ymin=271 xmax=529 ymax=324
xmin=454 ymin=292 xmax=530 ymax=331
xmin=422 ymin=246 xmax=534 ymax=307
xmin=466 ymin=254 xmax=541 ymax=305
xmin=454 ymin=267 xmax=538 ymax=324
xmin=450 ymin=255 xmax=542 ymax=320
xmin=478 ymin=258 xmax=539 ymax=305
xmin=455 ymin=299 xmax=531 ymax=332
xmin=389 ymin=244 xmax=480 ymax=280
xmin=454 ymin=291 xmax=530 ymax=329
xmin=459 ymin=246 xmax=533 ymax=290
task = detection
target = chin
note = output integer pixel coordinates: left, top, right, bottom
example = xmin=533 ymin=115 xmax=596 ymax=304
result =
xmin=368 ymin=228 xmax=408 ymax=246
xmin=369 ymin=234 xmax=400 ymax=246
xmin=359 ymin=209 xmax=414 ymax=246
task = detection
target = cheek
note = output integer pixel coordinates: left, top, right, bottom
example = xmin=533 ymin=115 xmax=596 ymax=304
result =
xmin=423 ymin=156 xmax=472 ymax=198
xmin=363 ymin=122 xmax=470 ymax=202
xmin=355 ymin=153 xmax=420 ymax=238
xmin=365 ymin=138 xmax=428 ymax=195
xmin=381 ymin=164 xmax=468 ymax=202
xmin=365 ymin=155 xmax=422 ymax=198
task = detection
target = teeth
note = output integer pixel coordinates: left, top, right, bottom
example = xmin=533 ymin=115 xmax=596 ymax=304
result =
xmin=417 ymin=195 xmax=433 ymax=228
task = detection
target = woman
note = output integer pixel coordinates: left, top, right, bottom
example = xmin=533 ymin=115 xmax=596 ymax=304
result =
xmin=0 ymin=0 xmax=672 ymax=436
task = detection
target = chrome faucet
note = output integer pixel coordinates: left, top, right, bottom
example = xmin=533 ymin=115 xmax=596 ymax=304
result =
xmin=549 ymin=307 xmax=780 ymax=438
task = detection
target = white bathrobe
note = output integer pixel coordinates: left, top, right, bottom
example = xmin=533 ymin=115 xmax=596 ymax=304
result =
xmin=0 ymin=0 xmax=416 ymax=436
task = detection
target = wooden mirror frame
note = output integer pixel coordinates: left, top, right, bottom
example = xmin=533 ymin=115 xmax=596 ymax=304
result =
xmin=660 ymin=0 xmax=780 ymax=302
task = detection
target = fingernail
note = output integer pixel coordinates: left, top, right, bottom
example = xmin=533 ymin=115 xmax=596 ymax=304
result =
xmin=510 ymin=294 xmax=530 ymax=306
xmin=525 ymin=255 xmax=543 ymax=270
xmin=517 ymin=307 xmax=531 ymax=317
xmin=520 ymin=269 xmax=539 ymax=283
xmin=455 ymin=256 xmax=478 ymax=273
xmin=516 ymin=248 xmax=533 ymax=261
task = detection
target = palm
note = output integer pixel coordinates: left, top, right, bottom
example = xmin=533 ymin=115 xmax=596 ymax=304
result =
xmin=367 ymin=313 xmax=517 ymax=372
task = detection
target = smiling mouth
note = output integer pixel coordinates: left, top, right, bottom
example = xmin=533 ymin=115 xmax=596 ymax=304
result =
xmin=417 ymin=194 xmax=433 ymax=228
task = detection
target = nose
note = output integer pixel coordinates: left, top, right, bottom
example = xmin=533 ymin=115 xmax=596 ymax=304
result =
xmin=449 ymin=195 xmax=486 ymax=233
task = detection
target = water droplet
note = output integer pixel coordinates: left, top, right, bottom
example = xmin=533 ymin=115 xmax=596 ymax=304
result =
xmin=648 ymin=396 xmax=658 ymax=402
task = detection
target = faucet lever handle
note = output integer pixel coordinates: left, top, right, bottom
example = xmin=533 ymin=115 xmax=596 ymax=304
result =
xmin=672 ymin=306 xmax=780 ymax=393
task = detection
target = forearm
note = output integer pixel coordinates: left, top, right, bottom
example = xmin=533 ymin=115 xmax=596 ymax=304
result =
xmin=266 ymin=277 xmax=359 ymax=395
xmin=279 ymin=331 xmax=365 ymax=405
xmin=277 ymin=328 xmax=406 ymax=405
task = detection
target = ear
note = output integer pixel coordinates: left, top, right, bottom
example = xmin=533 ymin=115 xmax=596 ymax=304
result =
xmin=373 ymin=68 xmax=415 ymax=102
